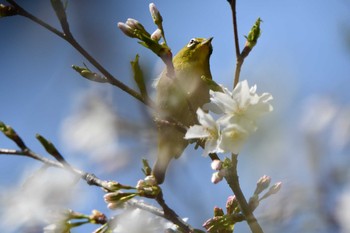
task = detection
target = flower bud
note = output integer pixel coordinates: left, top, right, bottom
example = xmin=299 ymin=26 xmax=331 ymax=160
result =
xmin=136 ymin=179 xmax=146 ymax=190
xmin=144 ymin=175 xmax=157 ymax=186
xmin=126 ymin=18 xmax=147 ymax=32
xmin=211 ymin=171 xmax=223 ymax=184
xmin=211 ymin=159 xmax=222 ymax=171
xmin=149 ymin=3 xmax=163 ymax=26
xmin=226 ymin=195 xmax=238 ymax=214
xmin=117 ymin=22 xmax=136 ymax=38
xmin=213 ymin=206 xmax=224 ymax=217
xmin=268 ymin=182 xmax=282 ymax=195
xmin=105 ymin=181 xmax=123 ymax=191
xmin=260 ymin=182 xmax=282 ymax=200
xmin=107 ymin=202 xmax=123 ymax=210
xmin=254 ymin=175 xmax=271 ymax=195
xmin=244 ymin=17 xmax=262 ymax=49
xmin=151 ymin=28 xmax=162 ymax=41
xmin=90 ymin=210 xmax=107 ymax=224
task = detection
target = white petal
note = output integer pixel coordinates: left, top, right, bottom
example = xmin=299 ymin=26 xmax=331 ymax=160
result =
xmin=185 ymin=125 xmax=210 ymax=139
xmin=196 ymin=108 xmax=217 ymax=129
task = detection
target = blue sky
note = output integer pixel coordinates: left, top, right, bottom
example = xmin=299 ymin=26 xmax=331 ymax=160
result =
xmin=1 ymin=0 xmax=350 ymax=232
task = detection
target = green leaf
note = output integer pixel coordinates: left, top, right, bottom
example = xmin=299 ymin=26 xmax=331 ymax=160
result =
xmin=131 ymin=54 xmax=148 ymax=98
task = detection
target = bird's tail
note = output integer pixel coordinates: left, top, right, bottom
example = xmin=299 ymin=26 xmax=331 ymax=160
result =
xmin=152 ymin=127 xmax=188 ymax=184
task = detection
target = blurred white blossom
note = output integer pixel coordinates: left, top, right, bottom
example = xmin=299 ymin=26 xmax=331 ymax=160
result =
xmin=0 ymin=169 xmax=76 ymax=232
xmin=336 ymin=188 xmax=350 ymax=232
xmin=112 ymin=208 xmax=173 ymax=233
xmin=60 ymin=91 xmax=128 ymax=172
xmin=300 ymin=95 xmax=350 ymax=150
xmin=300 ymin=96 xmax=338 ymax=134
xmin=186 ymin=80 xmax=273 ymax=155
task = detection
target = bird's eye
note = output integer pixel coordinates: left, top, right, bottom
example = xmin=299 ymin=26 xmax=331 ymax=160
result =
xmin=187 ymin=38 xmax=198 ymax=47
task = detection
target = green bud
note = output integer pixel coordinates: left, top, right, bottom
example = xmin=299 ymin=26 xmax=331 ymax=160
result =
xmin=36 ymin=134 xmax=60 ymax=156
xmin=0 ymin=4 xmax=17 ymax=17
xmin=0 ymin=121 xmax=27 ymax=150
xmin=105 ymin=181 xmax=123 ymax=191
xmin=137 ymin=184 xmax=160 ymax=198
xmin=244 ymin=17 xmax=262 ymax=49
xmin=72 ymin=65 xmax=107 ymax=83
xmin=142 ymin=159 xmax=152 ymax=176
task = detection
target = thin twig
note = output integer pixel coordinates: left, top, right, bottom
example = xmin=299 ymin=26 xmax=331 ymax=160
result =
xmin=0 ymin=147 xmax=108 ymax=188
xmin=7 ymin=0 xmax=154 ymax=107
xmin=155 ymin=191 xmax=194 ymax=232
xmin=224 ymin=154 xmax=264 ymax=233
xmin=228 ymin=0 xmax=240 ymax=58
xmin=227 ymin=0 xmax=245 ymax=89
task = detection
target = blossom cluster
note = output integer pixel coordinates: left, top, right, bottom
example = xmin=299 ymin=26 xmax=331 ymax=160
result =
xmin=185 ymin=80 xmax=273 ymax=155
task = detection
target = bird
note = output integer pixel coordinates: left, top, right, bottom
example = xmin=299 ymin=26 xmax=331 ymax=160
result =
xmin=152 ymin=37 xmax=213 ymax=184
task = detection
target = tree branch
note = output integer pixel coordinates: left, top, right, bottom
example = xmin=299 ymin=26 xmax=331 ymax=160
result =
xmin=7 ymin=0 xmax=154 ymax=107
xmin=224 ymin=154 xmax=264 ymax=233
xmin=227 ymin=0 xmax=240 ymax=58
xmin=227 ymin=0 xmax=245 ymax=89
xmin=155 ymin=191 xmax=195 ymax=232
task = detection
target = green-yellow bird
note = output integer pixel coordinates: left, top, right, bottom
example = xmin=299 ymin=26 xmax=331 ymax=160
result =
xmin=153 ymin=37 xmax=213 ymax=184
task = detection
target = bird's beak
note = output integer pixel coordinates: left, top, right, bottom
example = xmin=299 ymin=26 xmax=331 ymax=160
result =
xmin=202 ymin=37 xmax=213 ymax=45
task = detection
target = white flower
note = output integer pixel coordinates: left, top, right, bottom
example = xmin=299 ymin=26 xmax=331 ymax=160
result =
xmin=220 ymin=124 xmax=250 ymax=154
xmin=208 ymin=80 xmax=273 ymax=132
xmin=187 ymin=80 xmax=273 ymax=156
xmin=184 ymin=108 xmax=222 ymax=155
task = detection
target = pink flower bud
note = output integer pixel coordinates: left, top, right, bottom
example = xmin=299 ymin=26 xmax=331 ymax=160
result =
xmin=151 ymin=29 xmax=162 ymax=41
xmin=117 ymin=22 xmax=136 ymax=38
xmin=149 ymin=3 xmax=163 ymax=25
xmin=211 ymin=172 xmax=223 ymax=184
xmin=211 ymin=159 xmax=222 ymax=170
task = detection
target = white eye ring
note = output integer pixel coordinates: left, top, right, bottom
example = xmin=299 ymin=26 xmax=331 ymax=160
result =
xmin=187 ymin=38 xmax=198 ymax=47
